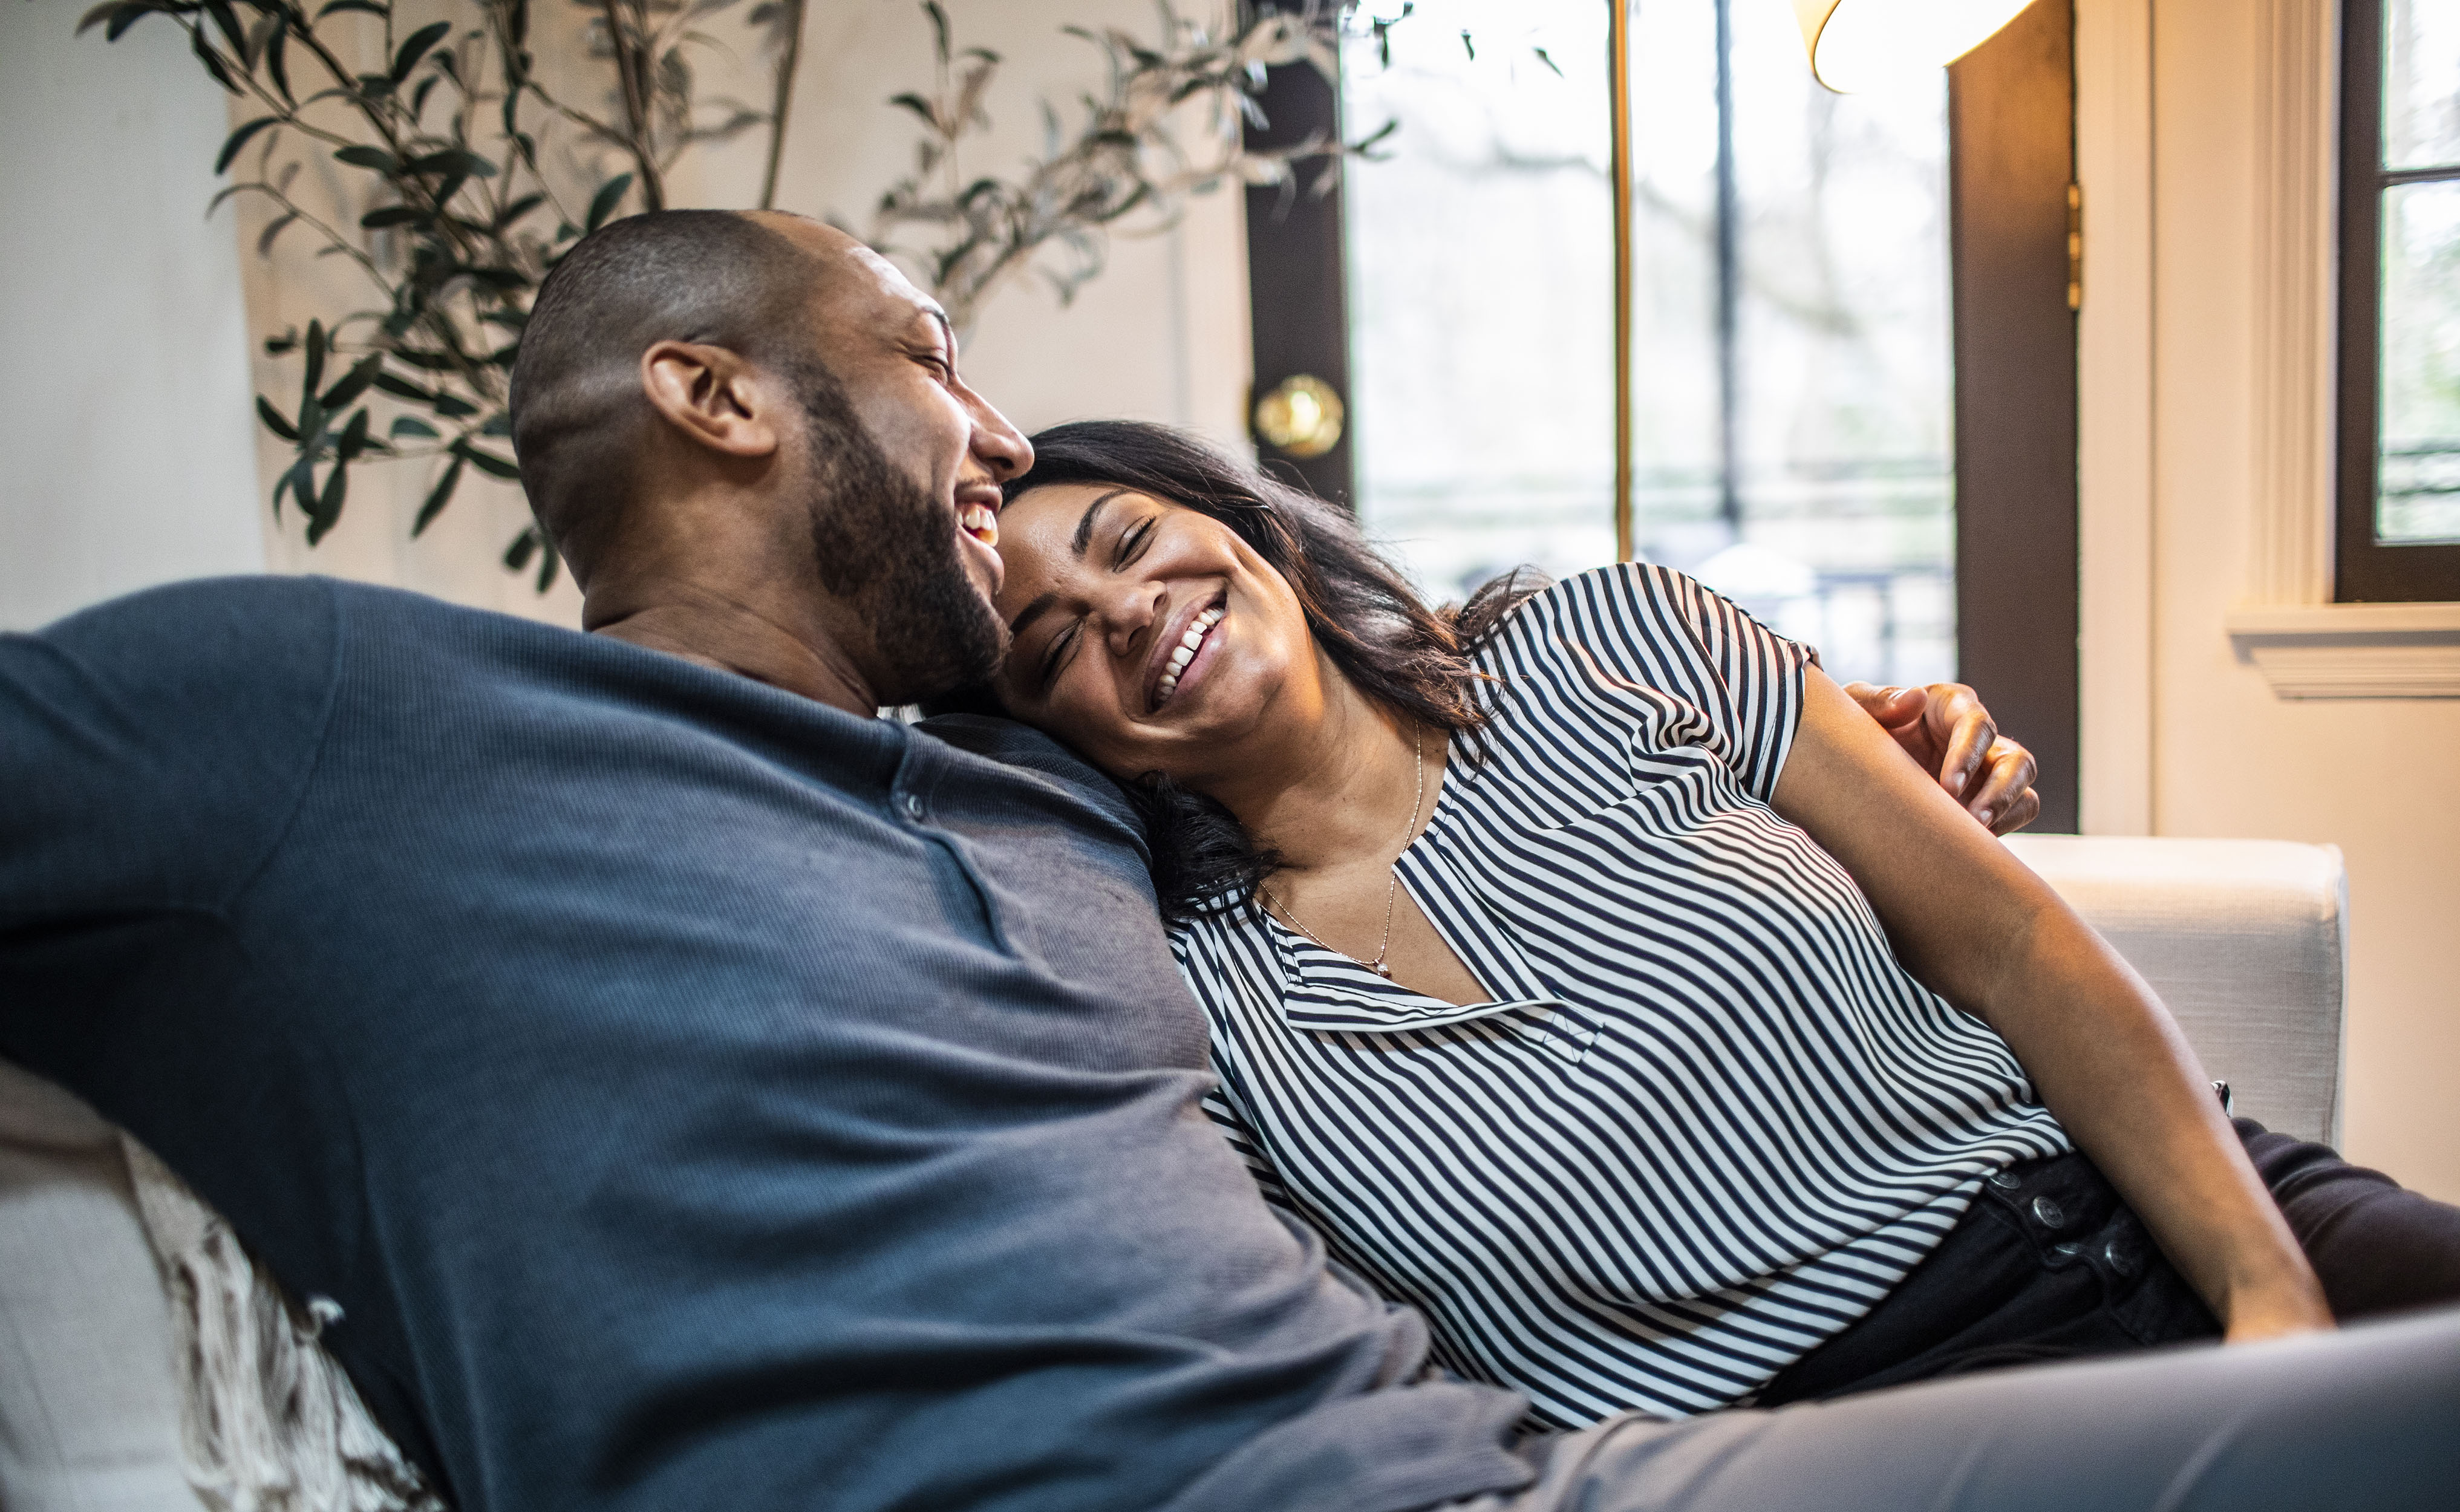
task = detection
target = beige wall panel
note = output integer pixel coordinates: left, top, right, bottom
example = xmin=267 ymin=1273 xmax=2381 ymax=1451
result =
xmin=2146 ymin=0 xmax=2460 ymax=1199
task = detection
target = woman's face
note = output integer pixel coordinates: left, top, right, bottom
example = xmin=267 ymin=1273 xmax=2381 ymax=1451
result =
xmin=989 ymin=483 xmax=1325 ymax=783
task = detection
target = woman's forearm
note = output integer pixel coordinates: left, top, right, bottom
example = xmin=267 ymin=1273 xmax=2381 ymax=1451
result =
xmin=1973 ymin=911 xmax=2330 ymax=1337
xmin=1772 ymin=668 xmax=2331 ymax=1338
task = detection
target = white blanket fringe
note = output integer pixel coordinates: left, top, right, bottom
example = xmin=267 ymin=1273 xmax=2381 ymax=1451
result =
xmin=119 ymin=1136 xmax=446 ymax=1512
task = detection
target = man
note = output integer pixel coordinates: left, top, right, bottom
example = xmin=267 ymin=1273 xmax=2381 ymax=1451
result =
xmin=1 ymin=210 xmax=2451 ymax=1512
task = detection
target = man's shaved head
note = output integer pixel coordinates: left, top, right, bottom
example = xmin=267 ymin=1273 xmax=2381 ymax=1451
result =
xmin=510 ymin=210 xmax=827 ymax=575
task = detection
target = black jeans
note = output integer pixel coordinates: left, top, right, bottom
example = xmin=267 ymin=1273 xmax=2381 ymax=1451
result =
xmin=1755 ymin=1118 xmax=2460 ymax=1406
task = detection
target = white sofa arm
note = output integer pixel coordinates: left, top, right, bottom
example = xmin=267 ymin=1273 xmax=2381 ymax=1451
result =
xmin=2002 ymin=835 xmax=2348 ymax=1145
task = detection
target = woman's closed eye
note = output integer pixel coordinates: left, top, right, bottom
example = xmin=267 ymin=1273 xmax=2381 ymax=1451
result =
xmin=1021 ymin=509 xmax=1164 ymax=697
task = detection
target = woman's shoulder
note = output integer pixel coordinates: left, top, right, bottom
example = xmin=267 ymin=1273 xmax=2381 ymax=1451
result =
xmin=1464 ymin=561 xmax=1734 ymax=668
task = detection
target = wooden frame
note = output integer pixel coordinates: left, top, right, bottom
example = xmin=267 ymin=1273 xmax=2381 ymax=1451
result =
xmin=2334 ymin=0 xmax=2460 ymax=601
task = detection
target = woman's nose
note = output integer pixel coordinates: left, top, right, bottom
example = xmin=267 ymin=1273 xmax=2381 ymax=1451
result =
xmin=1098 ymin=582 xmax=1164 ymax=658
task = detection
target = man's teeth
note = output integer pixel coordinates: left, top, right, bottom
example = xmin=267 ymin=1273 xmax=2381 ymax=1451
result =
xmin=1155 ymin=606 xmax=1224 ymax=704
xmin=959 ymin=503 xmax=999 ymax=546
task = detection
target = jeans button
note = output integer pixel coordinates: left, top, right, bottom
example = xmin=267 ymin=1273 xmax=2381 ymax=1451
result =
xmin=2103 ymin=1240 xmax=2136 ymax=1276
xmin=1987 ymin=1169 xmax=2023 ymax=1190
xmin=2049 ymin=1242 xmax=2081 ymax=1262
xmin=2031 ymin=1195 xmax=2067 ymax=1230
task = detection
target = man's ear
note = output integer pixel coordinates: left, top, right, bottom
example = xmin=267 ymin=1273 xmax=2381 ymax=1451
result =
xmin=639 ymin=341 xmax=783 ymax=460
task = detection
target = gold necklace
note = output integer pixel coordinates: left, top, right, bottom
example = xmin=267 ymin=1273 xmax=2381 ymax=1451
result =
xmin=1259 ymin=727 xmax=1427 ymax=980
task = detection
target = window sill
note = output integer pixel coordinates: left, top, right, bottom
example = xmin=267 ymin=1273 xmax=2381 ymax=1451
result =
xmin=2225 ymin=602 xmax=2460 ymax=699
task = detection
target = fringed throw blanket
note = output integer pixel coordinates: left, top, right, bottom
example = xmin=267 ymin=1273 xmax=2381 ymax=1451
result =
xmin=119 ymin=1138 xmax=445 ymax=1512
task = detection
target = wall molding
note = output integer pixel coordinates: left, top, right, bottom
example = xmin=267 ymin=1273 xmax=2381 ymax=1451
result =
xmin=2234 ymin=0 xmax=2460 ymax=697
xmin=2227 ymin=602 xmax=2460 ymax=698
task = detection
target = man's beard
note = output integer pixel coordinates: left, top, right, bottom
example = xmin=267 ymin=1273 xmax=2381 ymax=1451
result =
xmin=788 ymin=359 xmax=1005 ymax=705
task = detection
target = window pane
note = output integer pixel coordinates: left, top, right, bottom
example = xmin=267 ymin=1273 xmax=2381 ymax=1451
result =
xmin=2385 ymin=0 xmax=2460 ymax=172
xmin=1341 ymin=1 xmax=1617 ymax=603
xmin=1340 ymin=2 xmax=1956 ymax=685
xmin=2380 ymin=178 xmax=2460 ymax=543
xmin=1631 ymin=2 xmax=1956 ymax=685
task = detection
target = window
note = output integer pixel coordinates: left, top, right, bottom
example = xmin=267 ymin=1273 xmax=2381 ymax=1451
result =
xmin=2338 ymin=0 xmax=2460 ymax=601
xmin=1244 ymin=1 xmax=2081 ymax=823
xmin=1337 ymin=0 xmax=1957 ymax=688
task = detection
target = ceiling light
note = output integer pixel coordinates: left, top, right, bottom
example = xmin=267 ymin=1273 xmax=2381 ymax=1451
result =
xmin=1790 ymin=0 xmax=2042 ymax=94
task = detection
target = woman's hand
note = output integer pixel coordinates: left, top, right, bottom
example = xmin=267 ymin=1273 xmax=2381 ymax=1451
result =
xmin=1841 ymin=680 xmax=2040 ymax=834
xmin=1774 ymin=666 xmax=2334 ymax=1347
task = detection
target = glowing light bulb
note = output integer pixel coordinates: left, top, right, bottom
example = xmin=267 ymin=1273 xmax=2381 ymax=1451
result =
xmin=1790 ymin=0 xmax=2042 ymax=94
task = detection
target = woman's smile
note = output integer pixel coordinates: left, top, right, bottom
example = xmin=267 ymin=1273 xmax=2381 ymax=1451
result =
xmin=1151 ymin=602 xmax=1225 ymax=711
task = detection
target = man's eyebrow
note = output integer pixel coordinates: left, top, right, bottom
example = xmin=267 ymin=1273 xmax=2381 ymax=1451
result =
xmin=1073 ymin=489 xmax=1130 ymax=558
xmin=1008 ymin=591 xmax=1059 ymax=640
xmin=924 ymin=308 xmax=956 ymax=360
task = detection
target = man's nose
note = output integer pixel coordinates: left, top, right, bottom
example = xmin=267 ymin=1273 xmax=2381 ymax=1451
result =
xmin=967 ymin=389 xmax=1033 ymax=482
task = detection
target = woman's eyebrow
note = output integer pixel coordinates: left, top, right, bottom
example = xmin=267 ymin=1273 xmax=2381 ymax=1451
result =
xmin=1072 ymin=489 xmax=1130 ymax=558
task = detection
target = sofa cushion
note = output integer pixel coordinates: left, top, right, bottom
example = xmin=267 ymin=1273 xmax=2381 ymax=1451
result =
xmin=0 ymin=1059 xmax=203 ymax=1512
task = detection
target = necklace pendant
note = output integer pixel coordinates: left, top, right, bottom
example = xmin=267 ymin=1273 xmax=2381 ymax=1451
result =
xmin=1374 ymin=962 xmax=1394 ymax=979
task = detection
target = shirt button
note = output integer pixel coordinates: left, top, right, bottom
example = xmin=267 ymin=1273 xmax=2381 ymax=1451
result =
xmin=900 ymin=793 xmax=925 ymax=820
xmin=1987 ymin=1170 xmax=2023 ymax=1190
xmin=2031 ymin=1195 xmax=2067 ymax=1230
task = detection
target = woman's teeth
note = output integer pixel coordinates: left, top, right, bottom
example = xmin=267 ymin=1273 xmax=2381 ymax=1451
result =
xmin=1155 ymin=606 xmax=1224 ymax=705
xmin=959 ymin=503 xmax=999 ymax=546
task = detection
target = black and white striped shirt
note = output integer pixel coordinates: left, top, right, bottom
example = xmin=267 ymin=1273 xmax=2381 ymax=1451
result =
xmin=1172 ymin=564 xmax=2070 ymax=1426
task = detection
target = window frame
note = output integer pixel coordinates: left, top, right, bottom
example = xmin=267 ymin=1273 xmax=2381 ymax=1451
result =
xmin=2335 ymin=0 xmax=2460 ymax=601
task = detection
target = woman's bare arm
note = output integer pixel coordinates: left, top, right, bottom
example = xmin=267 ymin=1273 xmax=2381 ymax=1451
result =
xmin=1770 ymin=665 xmax=2332 ymax=1342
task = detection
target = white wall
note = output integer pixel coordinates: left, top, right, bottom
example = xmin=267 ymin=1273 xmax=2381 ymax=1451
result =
xmin=4 ymin=2 xmax=1251 ymax=628
xmin=214 ymin=0 xmax=1253 ymax=620
xmin=772 ymin=0 xmax=1253 ymax=445
xmin=0 ymin=6 xmax=263 ymax=631
xmin=2079 ymin=0 xmax=2460 ymax=1201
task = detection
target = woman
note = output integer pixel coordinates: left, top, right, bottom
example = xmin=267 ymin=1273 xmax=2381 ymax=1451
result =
xmin=965 ymin=419 xmax=2460 ymax=1427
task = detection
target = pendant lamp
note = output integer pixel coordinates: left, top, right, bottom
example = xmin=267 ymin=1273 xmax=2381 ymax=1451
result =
xmin=1790 ymin=0 xmax=2041 ymax=93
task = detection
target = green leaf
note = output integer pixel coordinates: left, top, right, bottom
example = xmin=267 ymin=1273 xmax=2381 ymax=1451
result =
xmin=264 ymin=327 xmax=299 ymax=356
xmin=334 ymin=406 xmax=372 ymax=462
xmin=308 ymin=460 xmax=348 ymax=543
xmin=922 ymin=0 xmax=948 ymax=64
xmin=215 ymin=116 xmax=280 ymax=174
xmin=100 ymin=4 xmax=154 ymax=42
xmin=191 ymin=26 xmax=243 ymax=94
xmin=77 ymin=2 xmax=138 ymax=38
xmin=319 ymin=352 xmax=382 ymax=411
xmin=254 ymin=394 xmax=300 ymax=442
xmin=533 ymin=538 xmax=560 ymax=594
xmin=391 ymin=20 xmax=451 ymax=82
xmin=411 ymin=75 xmax=439 ymax=120
xmin=887 ymin=92 xmax=936 ymax=128
xmin=453 ymin=440 xmax=521 ymax=480
xmin=478 ymin=411 xmax=512 ymax=437
xmin=301 ymin=319 xmax=327 ymax=402
xmin=390 ymin=415 xmax=440 ymax=440
xmin=205 ymin=0 xmax=246 ymax=57
xmin=584 ymin=174 xmax=631 ymax=233
xmin=371 ymin=371 xmax=435 ymax=403
xmin=430 ymin=391 xmax=478 ymax=419
xmin=255 ymin=210 xmax=299 ymax=256
xmin=264 ymin=16 xmax=292 ymax=103
xmin=491 ymin=192 xmax=546 ymax=232
xmin=274 ymin=454 xmax=313 ymax=520
xmin=360 ymin=205 xmax=425 ymax=229
xmin=334 ymin=145 xmax=397 ymax=172
xmin=413 ymin=455 xmax=464 ymax=536
xmin=502 ymin=527 xmax=538 ymax=572
xmin=314 ymin=0 xmax=386 ymax=16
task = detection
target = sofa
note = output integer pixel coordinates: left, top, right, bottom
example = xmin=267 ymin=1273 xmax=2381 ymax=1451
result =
xmin=0 ymin=835 xmax=2351 ymax=1512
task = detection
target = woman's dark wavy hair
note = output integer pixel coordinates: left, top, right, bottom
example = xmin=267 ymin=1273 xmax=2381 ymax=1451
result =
xmin=933 ymin=419 xmax=1548 ymax=922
